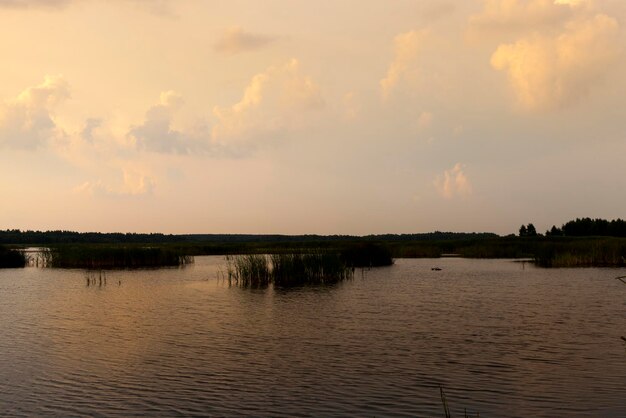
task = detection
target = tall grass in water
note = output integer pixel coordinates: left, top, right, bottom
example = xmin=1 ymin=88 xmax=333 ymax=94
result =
xmin=227 ymin=252 xmax=353 ymax=287
xmin=272 ymin=252 xmax=353 ymax=286
xmin=534 ymin=238 xmax=626 ymax=267
xmin=226 ymin=254 xmax=271 ymax=287
xmin=0 ymin=246 xmax=27 ymax=268
xmin=45 ymin=246 xmax=193 ymax=269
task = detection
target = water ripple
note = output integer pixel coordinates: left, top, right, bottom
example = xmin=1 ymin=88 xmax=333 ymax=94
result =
xmin=0 ymin=258 xmax=625 ymax=416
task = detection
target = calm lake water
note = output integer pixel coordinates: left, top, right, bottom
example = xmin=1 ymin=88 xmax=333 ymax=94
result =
xmin=1 ymin=257 xmax=625 ymax=417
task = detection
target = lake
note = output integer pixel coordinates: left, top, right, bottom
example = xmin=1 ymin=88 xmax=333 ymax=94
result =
xmin=1 ymin=257 xmax=625 ymax=417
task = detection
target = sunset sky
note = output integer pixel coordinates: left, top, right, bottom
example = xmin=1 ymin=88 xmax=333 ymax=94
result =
xmin=1 ymin=0 xmax=625 ymax=235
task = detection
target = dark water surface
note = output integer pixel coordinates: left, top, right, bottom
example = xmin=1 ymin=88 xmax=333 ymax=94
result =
xmin=1 ymin=257 xmax=625 ymax=417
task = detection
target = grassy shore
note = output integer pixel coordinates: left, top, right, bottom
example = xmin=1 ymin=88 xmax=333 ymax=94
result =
xmin=4 ymin=235 xmax=626 ymax=269
xmin=533 ymin=238 xmax=626 ymax=267
xmin=388 ymin=236 xmax=626 ymax=267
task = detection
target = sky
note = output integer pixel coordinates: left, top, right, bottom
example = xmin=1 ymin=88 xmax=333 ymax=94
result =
xmin=0 ymin=0 xmax=625 ymax=235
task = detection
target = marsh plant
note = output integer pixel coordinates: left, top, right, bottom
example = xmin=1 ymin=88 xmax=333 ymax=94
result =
xmin=440 ymin=386 xmax=480 ymax=418
xmin=226 ymin=252 xmax=354 ymax=287
xmin=85 ymin=270 xmax=108 ymax=287
xmin=44 ymin=246 xmax=193 ymax=269
xmin=271 ymin=252 xmax=353 ymax=285
xmin=226 ymin=254 xmax=271 ymax=287
xmin=534 ymin=239 xmax=626 ymax=267
xmin=0 ymin=246 xmax=27 ymax=268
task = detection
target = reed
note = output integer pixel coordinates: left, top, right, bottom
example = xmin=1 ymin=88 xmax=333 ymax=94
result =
xmin=390 ymin=236 xmax=626 ymax=267
xmin=45 ymin=245 xmax=193 ymax=269
xmin=440 ymin=386 xmax=451 ymax=418
xmin=226 ymin=254 xmax=271 ymax=287
xmin=0 ymin=245 xmax=27 ymax=268
xmin=439 ymin=386 xmax=480 ymax=418
xmin=226 ymin=252 xmax=354 ymax=287
xmin=85 ymin=270 xmax=108 ymax=287
xmin=272 ymin=252 xmax=353 ymax=286
xmin=534 ymin=238 xmax=626 ymax=267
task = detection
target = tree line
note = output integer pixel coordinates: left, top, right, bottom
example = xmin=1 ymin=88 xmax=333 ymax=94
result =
xmin=520 ymin=218 xmax=626 ymax=238
xmin=0 ymin=229 xmax=498 ymax=245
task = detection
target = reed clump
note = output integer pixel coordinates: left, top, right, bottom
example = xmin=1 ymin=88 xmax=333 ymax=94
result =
xmin=272 ymin=252 xmax=353 ymax=286
xmin=0 ymin=246 xmax=27 ymax=268
xmin=227 ymin=254 xmax=271 ymax=287
xmin=226 ymin=252 xmax=354 ymax=287
xmin=45 ymin=246 xmax=193 ymax=269
xmin=534 ymin=238 xmax=626 ymax=267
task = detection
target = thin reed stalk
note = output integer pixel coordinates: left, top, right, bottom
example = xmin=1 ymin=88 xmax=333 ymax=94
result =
xmin=226 ymin=252 xmax=354 ymax=288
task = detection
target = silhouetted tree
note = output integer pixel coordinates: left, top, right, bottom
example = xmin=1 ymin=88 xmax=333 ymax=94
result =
xmin=546 ymin=225 xmax=563 ymax=236
xmin=0 ymin=229 xmax=500 ymax=245
xmin=561 ymin=218 xmax=626 ymax=237
xmin=519 ymin=225 xmax=527 ymax=237
xmin=519 ymin=223 xmax=537 ymax=237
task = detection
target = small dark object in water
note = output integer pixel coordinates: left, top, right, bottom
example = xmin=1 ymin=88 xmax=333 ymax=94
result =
xmin=432 ymin=267 xmax=442 ymax=271
xmin=440 ymin=386 xmax=451 ymax=418
xmin=621 ymin=336 xmax=626 ymax=342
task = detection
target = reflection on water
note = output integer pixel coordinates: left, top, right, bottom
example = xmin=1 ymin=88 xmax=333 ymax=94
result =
xmin=1 ymin=257 xmax=625 ymax=417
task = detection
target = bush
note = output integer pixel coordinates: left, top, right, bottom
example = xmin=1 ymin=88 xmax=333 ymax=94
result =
xmin=0 ymin=246 xmax=27 ymax=268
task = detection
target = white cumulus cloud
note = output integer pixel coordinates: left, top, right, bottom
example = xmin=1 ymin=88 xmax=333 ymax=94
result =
xmin=75 ymin=167 xmax=155 ymax=197
xmin=129 ymin=91 xmax=203 ymax=154
xmin=434 ymin=163 xmax=472 ymax=199
xmin=0 ymin=75 xmax=70 ymax=149
xmin=380 ymin=30 xmax=429 ymax=100
xmin=491 ymin=12 xmax=621 ymax=109
xmin=470 ymin=0 xmax=622 ymax=110
xmin=212 ymin=59 xmax=323 ymax=143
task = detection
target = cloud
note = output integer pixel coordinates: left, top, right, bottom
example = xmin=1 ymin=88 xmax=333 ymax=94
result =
xmin=0 ymin=0 xmax=175 ymax=15
xmin=75 ymin=168 xmax=155 ymax=197
xmin=554 ymin=0 xmax=587 ymax=6
xmin=491 ymin=12 xmax=621 ymax=109
xmin=128 ymin=0 xmax=174 ymax=16
xmin=81 ymin=118 xmax=102 ymax=143
xmin=416 ymin=111 xmax=434 ymax=130
xmin=212 ymin=59 xmax=323 ymax=142
xmin=213 ymin=27 xmax=275 ymax=55
xmin=469 ymin=0 xmax=623 ymax=109
xmin=419 ymin=1 xmax=456 ymax=22
xmin=434 ymin=163 xmax=472 ymax=199
xmin=380 ymin=30 xmax=429 ymax=100
xmin=0 ymin=0 xmax=69 ymax=9
xmin=467 ymin=0 xmax=585 ymax=39
xmin=129 ymin=91 xmax=202 ymax=154
xmin=0 ymin=75 xmax=69 ymax=149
